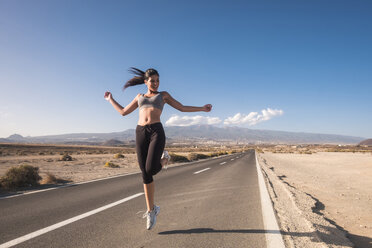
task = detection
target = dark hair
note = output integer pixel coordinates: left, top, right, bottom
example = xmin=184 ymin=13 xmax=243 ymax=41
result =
xmin=123 ymin=67 xmax=159 ymax=90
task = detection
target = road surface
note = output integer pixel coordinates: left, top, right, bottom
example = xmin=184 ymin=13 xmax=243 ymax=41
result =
xmin=0 ymin=150 xmax=281 ymax=248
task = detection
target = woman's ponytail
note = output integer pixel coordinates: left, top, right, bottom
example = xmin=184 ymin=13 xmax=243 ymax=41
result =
xmin=123 ymin=67 xmax=159 ymax=91
xmin=123 ymin=67 xmax=145 ymax=90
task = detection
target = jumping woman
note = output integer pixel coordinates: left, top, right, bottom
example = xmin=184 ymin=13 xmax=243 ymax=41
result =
xmin=104 ymin=68 xmax=212 ymax=230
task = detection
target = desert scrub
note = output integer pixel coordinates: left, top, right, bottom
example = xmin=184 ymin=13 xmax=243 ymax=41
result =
xmin=169 ymin=153 xmax=189 ymax=163
xmin=40 ymin=173 xmax=67 ymax=184
xmin=60 ymin=154 xmax=73 ymax=161
xmin=255 ymin=148 xmax=264 ymax=154
xmin=104 ymin=161 xmax=120 ymax=168
xmin=299 ymin=150 xmax=313 ymax=154
xmin=0 ymin=165 xmax=42 ymax=190
xmin=208 ymin=152 xmax=219 ymax=157
xmin=188 ymin=153 xmax=209 ymax=161
xmin=208 ymin=151 xmax=227 ymax=157
xmin=113 ymin=153 xmax=125 ymax=159
xmin=16 ymin=151 xmax=27 ymax=156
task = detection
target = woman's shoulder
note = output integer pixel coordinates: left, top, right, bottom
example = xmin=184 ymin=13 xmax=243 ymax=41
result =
xmin=159 ymin=91 xmax=172 ymax=103
xmin=160 ymin=91 xmax=170 ymax=97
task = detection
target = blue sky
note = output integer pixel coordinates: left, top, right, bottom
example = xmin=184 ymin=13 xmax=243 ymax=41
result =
xmin=1 ymin=0 xmax=371 ymax=138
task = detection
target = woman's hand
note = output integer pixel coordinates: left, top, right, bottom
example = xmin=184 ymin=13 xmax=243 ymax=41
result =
xmin=104 ymin=91 xmax=112 ymax=101
xmin=203 ymin=104 xmax=212 ymax=112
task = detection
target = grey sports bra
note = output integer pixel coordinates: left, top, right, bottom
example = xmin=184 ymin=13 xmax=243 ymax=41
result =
xmin=138 ymin=92 xmax=165 ymax=111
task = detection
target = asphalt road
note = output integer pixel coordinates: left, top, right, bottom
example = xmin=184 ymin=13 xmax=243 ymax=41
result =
xmin=0 ymin=150 xmax=267 ymax=248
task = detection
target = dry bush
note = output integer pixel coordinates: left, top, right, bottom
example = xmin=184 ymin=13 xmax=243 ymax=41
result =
xmin=40 ymin=173 xmax=65 ymax=184
xmin=113 ymin=153 xmax=125 ymax=159
xmin=169 ymin=153 xmax=189 ymax=163
xmin=104 ymin=161 xmax=120 ymax=168
xmin=256 ymin=148 xmax=264 ymax=154
xmin=208 ymin=152 xmax=219 ymax=157
xmin=187 ymin=153 xmax=198 ymax=161
xmin=303 ymin=151 xmax=313 ymax=154
xmin=16 ymin=151 xmax=27 ymax=156
xmin=188 ymin=153 xmax=209 ymax=161
xmin=198 ymin=153 xmax=209 ymax=159
xmin=201 ymin=151 xmax=221 ymax=156
xmin=0 ymin=165 xmax=41 ymax=190
xmin=60 ymin=154 xmax=72 ymax=161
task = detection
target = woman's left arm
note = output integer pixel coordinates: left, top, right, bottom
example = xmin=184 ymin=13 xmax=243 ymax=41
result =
xmin=162 ymin=91 xmax=212 ymax=112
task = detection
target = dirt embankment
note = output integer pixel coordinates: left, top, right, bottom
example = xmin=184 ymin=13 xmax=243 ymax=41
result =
xmin=258 ymin=152 xmax=372 ymax=248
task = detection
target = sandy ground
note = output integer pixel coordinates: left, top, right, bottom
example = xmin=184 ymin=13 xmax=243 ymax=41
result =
xmin=0 ymin=151 xmax=209 ymax=185
xmin=0 ymin=153 xmax=142 ymax=184
xmin=258 ymin=152 xmax=372 ymax=248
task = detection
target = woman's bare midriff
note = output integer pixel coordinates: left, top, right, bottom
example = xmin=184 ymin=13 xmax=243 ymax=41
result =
xmin=138 ymin=107 xmax=162 ymax=126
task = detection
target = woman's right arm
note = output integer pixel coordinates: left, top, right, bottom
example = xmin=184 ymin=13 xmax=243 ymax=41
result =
xmin=104 ymin=92 xmax=140 ymax=116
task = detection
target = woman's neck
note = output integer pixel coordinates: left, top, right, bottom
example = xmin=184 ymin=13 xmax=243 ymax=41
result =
xmin=147 ymin=90 xmax=159 ymax=94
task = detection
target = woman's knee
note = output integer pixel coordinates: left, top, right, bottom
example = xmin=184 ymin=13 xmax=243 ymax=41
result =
xmin=142 ymin=173 xmax=153 ymax=184
xmin=145 ymin=166 xmax=157 ymax=177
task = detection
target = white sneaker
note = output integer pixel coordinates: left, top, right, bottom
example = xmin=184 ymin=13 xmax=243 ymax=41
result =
xmin=143 ymin=205 xmax=160 ymax=230
xmin=161 ymin=151 xmax=171 ymax=169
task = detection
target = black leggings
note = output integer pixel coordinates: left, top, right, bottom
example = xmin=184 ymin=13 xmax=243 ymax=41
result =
xmin=136 ymin=122 xmax=166 ymax=184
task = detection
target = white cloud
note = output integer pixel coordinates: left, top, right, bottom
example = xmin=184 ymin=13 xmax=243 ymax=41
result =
xmin=223 ymin=108 xmax=284 ymax=126
xmin=165 ymin=115 xmax=222 ymax=126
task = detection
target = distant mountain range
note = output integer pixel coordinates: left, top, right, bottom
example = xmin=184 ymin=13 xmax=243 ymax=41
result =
xmin=0 ymin=125 xmax=365 ymax=146
xmin=359 ymin=139 xmax=372 ymax=146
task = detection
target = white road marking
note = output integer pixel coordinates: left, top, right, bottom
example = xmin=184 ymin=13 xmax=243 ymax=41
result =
xmin=0 ymin=172 xmax=141 ymax=200
xmin=2 ymin=154 xmax=236 ymax=200
xmin=220 ymin=162 xmax=226 ymax=165
xmin=231 ymin=158 xmax=234 ymax=161
xmin=0 ymin=192 xmax=144 ymax=248
xmin=1 ymin=185 xmax=72 ymax=199
xmin=193 ymin=168 xmax=210 ymax=174
xmin=255 ymin=153 xmax=285 ymax=248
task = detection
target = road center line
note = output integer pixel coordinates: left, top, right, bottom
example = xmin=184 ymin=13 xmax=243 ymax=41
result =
xmin=0 ymin=192 xmax=144 ymax=248
xmin=193 ymin=168 xmax=210 ymax=174
xmin=220 ymin=162 xmax=226 ymax=165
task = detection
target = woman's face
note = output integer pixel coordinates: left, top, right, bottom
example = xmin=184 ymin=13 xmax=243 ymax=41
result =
xmin=145 ymin=75 xmax=159 ymax=92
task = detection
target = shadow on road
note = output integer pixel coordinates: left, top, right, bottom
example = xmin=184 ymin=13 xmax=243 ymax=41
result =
xmin=159 ymin=228 xmax=275 ymax=235
xmin=159 ymin=227 xmax=372 ymax=248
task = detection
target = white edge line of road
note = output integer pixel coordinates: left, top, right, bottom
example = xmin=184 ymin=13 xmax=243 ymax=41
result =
xmin=0 ymin=192 xmax=144 ymax=248
xmin=255 ymin=152 xmax=285 ymax=248
xmin=1 ymin=153 xmax=239 ymax=200
xmin=0 ymin=172 xmax=141 ymax=200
